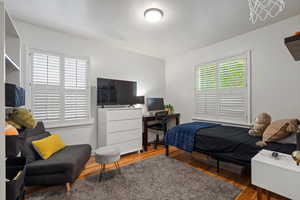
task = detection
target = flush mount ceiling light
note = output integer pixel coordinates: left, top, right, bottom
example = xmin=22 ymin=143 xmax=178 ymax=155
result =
xmin=144 ymin=8 xmax=164 ymax=23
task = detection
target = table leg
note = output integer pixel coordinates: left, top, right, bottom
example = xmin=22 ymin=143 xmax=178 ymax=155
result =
xmin=257 ymin=188 xmax=262 ymax=200
xmin=175 ymin=116 xmax=180 ymax=125
xmin=165 ymin=145 xmax=169 ymax=156
xmin=143 ymin=120 xmax=148 ymax=151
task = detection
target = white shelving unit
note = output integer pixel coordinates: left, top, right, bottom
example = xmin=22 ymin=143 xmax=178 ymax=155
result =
xmin=0 ymin=1 xmax=6 ymax=199
xmin=5 ymin=10 xmax=21 ymax=86
xmin=1 ymin=5 xmax=22 ymax=199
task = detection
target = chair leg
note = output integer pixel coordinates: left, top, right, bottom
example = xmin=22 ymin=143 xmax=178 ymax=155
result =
xmin=155 ymin=134 xmax=159 ymax=149
xmin=114 ymin=161 xmax=121 ymax=174
xmin=98 ymin=164 xmax=106 ymax=182
xmin=66 ymin=182 xmax=71 ymax=192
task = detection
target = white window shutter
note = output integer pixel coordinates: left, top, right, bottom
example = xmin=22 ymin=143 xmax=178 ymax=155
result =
xmin=195 ymin=64 xmax=218 ymax=120
xmin=64 ymin=57 xmax=89 ymax=121
xmin=31 ymin=52 xmax=62 ymax=122
xmin=195 ymin=53 xmax=250 ymax=124
xmin=65 ymin=93 xmax=89 ymax=120
xmin=218 ymin=58 xmax=248 ymax=122
xmin=64 ymin=58 xmax=88 ymax=89
xmin=32 ymin=92 xmax=61 ymax=122
xmin=31 ymin=51 xmax=90 ymax=124
xmin=219 ymin=89 xmax=247 ymax=122
xmin=32 ymin=53 xmax=60 ymax=86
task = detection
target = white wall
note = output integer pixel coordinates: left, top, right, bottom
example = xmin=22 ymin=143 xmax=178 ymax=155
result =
xmin=166 ymin=15 xmax=300 ymax=123
xmin=15 ymin=21 xmax=165 ymax=150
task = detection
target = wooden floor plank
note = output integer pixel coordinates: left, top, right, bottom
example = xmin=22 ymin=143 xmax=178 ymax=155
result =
xmin=26 ymin=145 xmax=288 ymax=200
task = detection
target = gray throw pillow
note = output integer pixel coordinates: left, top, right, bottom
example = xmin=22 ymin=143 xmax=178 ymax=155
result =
xmin=23 ymin=122 xmax=46 ymax=138
xmin=276 ymin=132 xmax=297 ymax=144
xmin=21 ymin=132 xmax=50 ymax=163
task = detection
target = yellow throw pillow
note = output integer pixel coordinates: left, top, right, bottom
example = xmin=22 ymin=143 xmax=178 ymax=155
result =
xmin=32 ymin=134 xmax=65 ymax=160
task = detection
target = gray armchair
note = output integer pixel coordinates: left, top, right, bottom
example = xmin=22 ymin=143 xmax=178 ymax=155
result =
xmin=20 ymin=122 xmax=91 ymax=191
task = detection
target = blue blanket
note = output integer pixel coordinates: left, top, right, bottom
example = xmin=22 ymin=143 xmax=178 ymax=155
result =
xmin=165 ymin=122 xmax=219 ymax=152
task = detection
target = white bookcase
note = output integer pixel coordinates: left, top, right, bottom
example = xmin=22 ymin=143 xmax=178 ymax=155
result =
xmin=5 ymin=9 xmax=21 ymax=86
xmin=97 ymin=107 xmax=143 ymax=155
xmin=0 ymin=2 xmax=5 ymax=199
xmin=0 ymin=6 xmax=22 ymax=199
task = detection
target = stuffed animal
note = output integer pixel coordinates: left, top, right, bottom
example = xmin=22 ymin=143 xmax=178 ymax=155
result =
xmin=249 ymin=113 xmax=271 ymax=137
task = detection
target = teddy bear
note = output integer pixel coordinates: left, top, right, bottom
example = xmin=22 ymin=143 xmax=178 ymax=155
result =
xmin=249 ymin=112 xmax=272 ymax=137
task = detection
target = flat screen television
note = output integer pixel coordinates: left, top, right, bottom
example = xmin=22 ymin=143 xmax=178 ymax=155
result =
xmin=97 ymin=78 xmax=137 ymax=106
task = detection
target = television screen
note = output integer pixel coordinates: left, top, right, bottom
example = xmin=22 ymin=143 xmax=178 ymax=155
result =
xmin=97 ymin=78 xmax=137 ymax=106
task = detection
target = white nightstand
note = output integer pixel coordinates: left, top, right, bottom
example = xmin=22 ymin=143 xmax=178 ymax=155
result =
xmin=252 ymin=149 xmax=300 ymax=200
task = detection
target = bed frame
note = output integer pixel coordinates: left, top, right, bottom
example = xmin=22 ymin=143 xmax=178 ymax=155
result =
xmin=165 ymin=144 xmax=250 ymax=173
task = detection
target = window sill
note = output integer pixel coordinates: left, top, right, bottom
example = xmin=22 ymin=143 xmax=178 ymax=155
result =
xmin=192 ymin=117 xmax=252 ymax=128
xmin=45 ymin=118 xmax=95 ymax=129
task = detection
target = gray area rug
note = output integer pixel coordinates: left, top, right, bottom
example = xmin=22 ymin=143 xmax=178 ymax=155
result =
xmin=27 ymin=155 xmax=241 ymax=200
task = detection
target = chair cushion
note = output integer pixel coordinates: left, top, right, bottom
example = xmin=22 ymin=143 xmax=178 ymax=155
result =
xmin=32 ymin=134 xmax=65 ymax=160
xmin=26 ymin=144 xmax=91 ymax=177
xmin=148 ymin=124 xmax=165 ymax=130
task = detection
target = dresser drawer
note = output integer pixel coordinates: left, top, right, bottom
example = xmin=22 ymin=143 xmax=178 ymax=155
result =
xmin=107 ymin=119 xmax=141 ymax=133
xmin=107 ymin=130 xmax=141 ymax=145
xmin=107 ymin=109 xmax=142 ymax=121
xmin=109 ymin=139 xmax=142 ymax=155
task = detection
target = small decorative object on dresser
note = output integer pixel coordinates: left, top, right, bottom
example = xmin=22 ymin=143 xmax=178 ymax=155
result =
xmin=252 ymin=150 xmax=300 ymax=200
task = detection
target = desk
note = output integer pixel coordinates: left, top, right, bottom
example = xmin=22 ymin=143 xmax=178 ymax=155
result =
xmin=142 ymin=113 xmax=180 ymax=151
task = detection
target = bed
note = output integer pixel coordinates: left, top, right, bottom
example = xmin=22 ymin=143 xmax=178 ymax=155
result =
xmin=165 ymin=124 xmax=296 ymax=169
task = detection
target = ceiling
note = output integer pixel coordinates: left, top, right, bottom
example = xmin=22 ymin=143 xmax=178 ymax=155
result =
xmin=6 ymin=0 xmax=300 ymax=59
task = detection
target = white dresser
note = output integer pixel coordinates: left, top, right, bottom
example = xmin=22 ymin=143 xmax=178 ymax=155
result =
xmin=252 ymin=149 xmax=300 ymax=200
xmin=97 ymin=107 xmax=143 ymax=155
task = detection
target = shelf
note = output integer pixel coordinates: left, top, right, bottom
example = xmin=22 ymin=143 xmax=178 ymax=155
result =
xmin=284 ymin=34 xmax=300 ymax=61
xmin=5 ymin=11 xmax=20 ymax=38
xmin=5 ymin=54 xmax=20 ymax=72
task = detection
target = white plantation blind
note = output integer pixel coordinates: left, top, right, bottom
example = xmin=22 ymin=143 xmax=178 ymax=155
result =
xmin=195 ymin=53 xmax=250 ymax=124
xmin=64 ymin=57 xmax=89 ymax=121
xmin=64 ymin=58 xmax=88 ymax=89
xmin=65 ymin=94 xmax=89 ymax=120
xmin=31 ymin=51 xmax=90 ymax=124
xmin=32 ymin=92 xmax=61 ymax=121
xmin=32 ymin=53 xmax=60 ymax=86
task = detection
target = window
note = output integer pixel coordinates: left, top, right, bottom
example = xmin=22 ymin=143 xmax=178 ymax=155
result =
xmin=30 ymin=50 xmax=90 ymax=125
xmin=195 ymin=52 xmax=251 ymax=125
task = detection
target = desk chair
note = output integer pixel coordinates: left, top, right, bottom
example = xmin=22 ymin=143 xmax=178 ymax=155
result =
xmin=147 ymin=111 xmax=169 ymax=149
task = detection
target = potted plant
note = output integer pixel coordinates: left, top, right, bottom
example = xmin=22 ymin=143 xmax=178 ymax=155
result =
xmin=164 ymin=104 xmax=174 ymax=114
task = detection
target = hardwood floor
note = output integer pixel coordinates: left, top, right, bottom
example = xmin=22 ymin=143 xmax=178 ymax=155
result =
xmin=27 ymin=145 xmax=287 ymax=200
